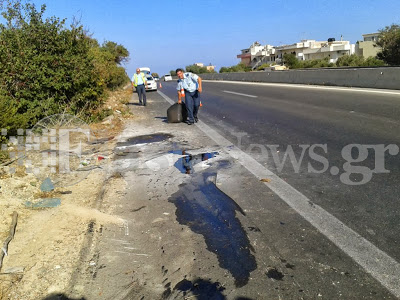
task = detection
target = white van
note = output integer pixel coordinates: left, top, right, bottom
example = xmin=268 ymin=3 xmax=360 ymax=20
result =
xmin=164 ymin=74 xmax=173 ymax=81
xmin=139 ymin=67 xmax=151 ymax=75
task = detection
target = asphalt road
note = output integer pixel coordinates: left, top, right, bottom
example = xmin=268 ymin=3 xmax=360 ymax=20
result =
xmin=159 ymin=80 xmax=400 ymax=296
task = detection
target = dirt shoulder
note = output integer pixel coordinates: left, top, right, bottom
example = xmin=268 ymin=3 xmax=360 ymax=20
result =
xmin=0 ymin=88 xmax=134 ymax=300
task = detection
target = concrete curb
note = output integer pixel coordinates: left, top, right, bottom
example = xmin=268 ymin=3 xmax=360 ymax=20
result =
xmin=200 ymin=67 xmax=400 ymax=90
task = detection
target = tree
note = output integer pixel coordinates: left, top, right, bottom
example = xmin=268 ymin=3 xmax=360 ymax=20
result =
xmin=101 ymin=41 xmax=129 ymax=64
xmin=170 ymin=70 xmax=177 ymax=76
xmin=151 ymin=72 xmax=159 ymax=78
xmin=376 ymin=24 xmax=400 ymax=65
xmin=186 ymin=64 xmax=213 ymax=74
xmin=283 ymin=53 xmax=301 ymax=69
xmin=90 ymin=42 xmax=129 ymax=90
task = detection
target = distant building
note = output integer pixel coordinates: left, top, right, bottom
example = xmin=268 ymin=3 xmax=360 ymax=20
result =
xmin=206 ymin=64 xmax=215 ymax=71
xmin=275 ymin=40 xmax=322 ymax=62
xmin=237 ymin=42 xmax=276 ymax=69
xmin=237 ymin=36 xmax=365 ymax=69
xmin=303 ymin=40 xmax=355 ymax=63
xmin=194 ymin=62 xmax=215 ymax=71
xmin=275 ymin=39 xmax=355 ymax=64
xmin=355 ymin=33 xmax=381 ymax=58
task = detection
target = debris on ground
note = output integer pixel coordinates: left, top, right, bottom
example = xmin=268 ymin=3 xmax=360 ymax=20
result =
xmin=24 ymin=198 xmax=61 ymax=209
xmin=260 ymin=178 xmax=271 ymax=183
xmin=0 ymin=212 xmax=18 ymax=272
xmin=40 ymin=178 xmax=55 ymax=192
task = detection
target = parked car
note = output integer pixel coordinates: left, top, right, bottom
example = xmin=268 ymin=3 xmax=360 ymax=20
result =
xmin=146 ymin=75 xmax=157 ymax=91
xmin=164 ymin=74 xmax=173 ymax=81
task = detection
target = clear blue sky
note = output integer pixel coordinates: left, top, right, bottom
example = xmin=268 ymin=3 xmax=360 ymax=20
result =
xmin=6 ymin=0 xmax=400 ymax=76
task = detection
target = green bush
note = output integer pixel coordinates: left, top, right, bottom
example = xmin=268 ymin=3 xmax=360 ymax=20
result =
xmin=301 ymin=57 xmax=334 ymax=68
xmin=0 ymin=1 xmax=130 ymax=134
xmin=219 ymin=67 xmax=231 ymax=73
xmin=282 ymin=53 xmax=385 ymax=70
xmin=219 ymin=63 xmax=252 ymax=73
xmin=336 ymin=54 xmax=365 ymax=67
xmin=336 ymin=54 xmax=385 ymax=67
xmin=363 ymin=56 xmax=385 ymax=66
xmin=283 ymin=53 xmax=302 ymax=69
xmin=257 ymin=63 xmax=270 ymax=70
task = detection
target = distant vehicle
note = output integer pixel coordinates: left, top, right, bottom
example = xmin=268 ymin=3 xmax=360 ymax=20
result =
xmin=139 ymin=67 xmax=151 ymax=74
xmin=153 ymin=76 xmax=160 ymax=81
xmin=164 ymin=74 xmax=173 ymax=81
xmin=146 ymin=74 xmax=157 ymax=91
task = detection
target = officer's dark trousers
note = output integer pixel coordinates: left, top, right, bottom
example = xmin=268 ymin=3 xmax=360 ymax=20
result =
xmin=136 ymin=84 xmax=146 ymax=105
xmin=184 ymin=90 xmax=200 ymax=123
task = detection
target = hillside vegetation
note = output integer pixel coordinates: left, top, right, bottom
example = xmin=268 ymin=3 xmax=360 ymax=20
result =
xmin=0 ymin=1 xmax=130 ymax=135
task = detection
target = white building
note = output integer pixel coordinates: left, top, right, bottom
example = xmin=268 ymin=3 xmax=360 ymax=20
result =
xmin=237 ymin=42 xmax=276 ymax=69
xmin=237 ymin=38 xmax=357 ymax=69
xmin=275 ymin=40 xmax=323 ymax=62
xmin=303 ymin=40 xmax=355 ymax=63
xmin=275 ymin=39 xmax=355 ymax=64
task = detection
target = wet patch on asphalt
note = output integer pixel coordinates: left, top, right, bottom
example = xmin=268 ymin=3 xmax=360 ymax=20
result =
xmin=168 ymin=171 xmax=257 ymax=287
xmin=266 ymin=267 xmax=284 ymax=281
xmin=169 ymin=150 xmax=219 ymax=174
xmin=117 ymin=133 xmax=173 ymax=147
xmin=165 ymin=278 xmax=226 ymax=300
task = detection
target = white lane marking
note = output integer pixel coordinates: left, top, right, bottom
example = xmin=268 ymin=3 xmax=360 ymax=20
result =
xmin=222 ymin=90 xmax=258 ymax=98
xmin=204 ymin=80 xmax=400 ymax=96
xmin=158 ymin=89 xmax=400 ymax=298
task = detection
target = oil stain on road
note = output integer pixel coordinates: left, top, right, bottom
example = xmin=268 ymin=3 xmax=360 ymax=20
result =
xmin=168 ymin=169 xmax=257 ymax=287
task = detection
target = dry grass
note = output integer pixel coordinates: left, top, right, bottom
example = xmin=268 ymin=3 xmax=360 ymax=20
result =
xmin=0 ymin=274 xmax=22 ymax=300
